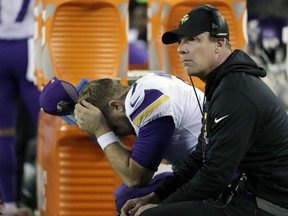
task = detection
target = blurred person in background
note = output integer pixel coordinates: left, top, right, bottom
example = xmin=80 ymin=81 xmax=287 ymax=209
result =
xmin=128 ymin=0 xmax=148 ymax=69
xmin=0 ymin=0 xmax=40 ymax=215
xmin=247 ymin=0 xmax=288 ymax=111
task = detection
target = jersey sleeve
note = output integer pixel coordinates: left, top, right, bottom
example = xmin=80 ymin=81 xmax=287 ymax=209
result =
xmin=131 ymin=116 xmax=175 ymax=171
xmin=128 ymin=88 xmax=173 ymax=128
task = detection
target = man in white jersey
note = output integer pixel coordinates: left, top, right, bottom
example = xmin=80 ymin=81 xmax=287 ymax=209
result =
xmin=74 ymin=72 xmax=203 ymax=214
xmin=0 ymin=0 xmax=40 ymax=215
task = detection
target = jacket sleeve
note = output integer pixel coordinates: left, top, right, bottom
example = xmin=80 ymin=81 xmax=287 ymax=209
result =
xmin=156 ymin=89 xmax=259 ymax=204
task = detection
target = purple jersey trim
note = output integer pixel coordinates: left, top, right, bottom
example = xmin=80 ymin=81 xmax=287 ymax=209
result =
xmin=131 ymin=82 xmax=137 ymax=95
xmin=129 ymin=89 xmax=164 ymax=121
xmin=15 ymin=0 xmax=31 ymax=22
xmin=131 ymin=116 xmax=175 ymax=171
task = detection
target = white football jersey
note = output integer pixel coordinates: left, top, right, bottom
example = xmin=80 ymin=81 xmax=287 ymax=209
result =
xmin=0 ymin=0 xmax=35 ymax=39
xmin=125 ymin=73 xmax=204 ymax=169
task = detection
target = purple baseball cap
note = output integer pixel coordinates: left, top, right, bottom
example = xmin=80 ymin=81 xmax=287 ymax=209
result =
xmin=39 ymin=77 xmax=79 ymax=116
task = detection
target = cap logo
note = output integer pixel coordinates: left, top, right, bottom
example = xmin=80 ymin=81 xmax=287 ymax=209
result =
xmin=51 ymin=78 xmax=55 ymax=84
xmin=212 ymin=23 xmax=218 ymax=30
xmin=180 ymin=14 xmax=189 ymax=25
xmin=57 ymin=101 xmax=71 ymax=112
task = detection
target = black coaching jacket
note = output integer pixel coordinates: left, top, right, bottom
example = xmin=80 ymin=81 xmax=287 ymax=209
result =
xmin=155 ymin=49 xmax=288 ymax=209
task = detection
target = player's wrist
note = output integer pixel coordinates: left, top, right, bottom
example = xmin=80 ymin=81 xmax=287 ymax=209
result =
xmin=150 ymin=192 xmax=160 ymax=204
xmin=94 ymin=124 xmax=111 ymax=137
xmin=97 ymin=131 xmax=120 ymax=150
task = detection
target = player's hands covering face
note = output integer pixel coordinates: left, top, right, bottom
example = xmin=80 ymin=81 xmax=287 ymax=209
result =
xmin=74 ymin=100 xmax=110 ymax=136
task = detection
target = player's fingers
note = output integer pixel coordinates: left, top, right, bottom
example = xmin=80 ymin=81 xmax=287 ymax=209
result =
xmin=74 ymin=102 xmax=86 ymax=113
xmin=81 ymin=100 xmax=98 ymax=111
xmin=120 ymin=200 xmax=136 ymax=216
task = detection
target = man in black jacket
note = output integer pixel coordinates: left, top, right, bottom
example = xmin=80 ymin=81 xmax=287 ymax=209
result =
xmin=121 ymin=4 xmax=288 ymax=216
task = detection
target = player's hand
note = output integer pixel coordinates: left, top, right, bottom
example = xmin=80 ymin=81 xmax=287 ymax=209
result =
xmin=120 ymin=197 xmax=145 ymax=216
xmin=134 ymin=204 xmax=158 ymax=216
xmin=120 ymin=192 xmax=159 ymax=216
xmin=74 ymin=100 xmax=110 ymax=136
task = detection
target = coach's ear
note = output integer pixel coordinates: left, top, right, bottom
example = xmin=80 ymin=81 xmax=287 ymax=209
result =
xmin=109 ymin=100 xmax=125 ymax=112
xmin=215 ymin=38 xmax=225 ymax=52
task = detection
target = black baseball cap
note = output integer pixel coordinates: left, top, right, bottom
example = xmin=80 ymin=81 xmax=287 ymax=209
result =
xmin=162 ymin=5 xmax=229 ymax=44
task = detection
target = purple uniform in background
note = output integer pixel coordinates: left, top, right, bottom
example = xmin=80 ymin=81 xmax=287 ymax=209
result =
xmin=0 ymin=0 xmax=40 ymax=205
xmin=129 ymin=41 xmax=148 ymax=66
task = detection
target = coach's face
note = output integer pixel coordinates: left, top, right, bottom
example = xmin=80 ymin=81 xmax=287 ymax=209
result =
xmin=178 ymin=32 xmax=218 ymax=80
